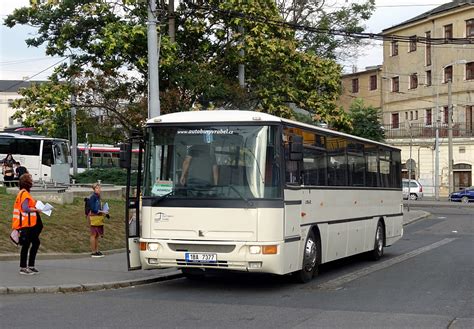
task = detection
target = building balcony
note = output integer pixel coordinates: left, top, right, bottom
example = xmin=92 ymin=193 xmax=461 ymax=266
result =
xmin=382 ymin=123 xmax=474 ymax=139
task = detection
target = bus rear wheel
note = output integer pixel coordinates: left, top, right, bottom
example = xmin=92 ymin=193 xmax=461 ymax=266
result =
xmin=294 ymin=230 xmax=320 ymax=283
xmin=369 ymin=221 xmax=384 ymax=261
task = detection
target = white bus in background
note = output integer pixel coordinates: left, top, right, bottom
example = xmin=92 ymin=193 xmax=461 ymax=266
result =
xmin=0 ymin=133 xmax=71 ymax=184
xmin=73 ymin=144 xmax=140 ymax=174
xmin=120 ymin=110 xmax=403 ymax=282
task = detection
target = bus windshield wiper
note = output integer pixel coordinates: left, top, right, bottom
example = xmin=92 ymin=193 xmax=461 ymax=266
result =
xmin=228 ymin=184 xmax=252 ymax=206
xmin=155 ymin=191 xmax=174 ymax=203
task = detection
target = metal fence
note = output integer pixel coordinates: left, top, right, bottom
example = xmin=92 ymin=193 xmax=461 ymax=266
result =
xmin=383 ymin=123 xmax=474 ymax=139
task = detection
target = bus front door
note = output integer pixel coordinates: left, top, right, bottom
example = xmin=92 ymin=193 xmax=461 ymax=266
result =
xmin=121 ymin=142 xmax=142 ymax=270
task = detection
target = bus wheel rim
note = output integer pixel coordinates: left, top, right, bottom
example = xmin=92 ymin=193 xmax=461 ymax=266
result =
xmin=376 ymin=226 xmax=383 ymax=252
xmin=304 ymin=238 xmax=316 ymax=271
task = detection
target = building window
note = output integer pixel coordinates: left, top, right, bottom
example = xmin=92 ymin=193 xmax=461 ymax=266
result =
xmin=409 ymin=73 xmax=418 ymax=89
xmin=351 ymin=78 xmax=359 ymax=93
xmin=466 ymin=62 xmax=474 ymax=80
xmin=369 ymin=75 xmax=377 ymax=90
xmin=392 ymin=77 xmax=399 ymax=92
xmin=391 ymin=41 xmax=398 ymax=56
xmin=444 ymin=65 xmax=453 ymax=83
xmin=409 ymin=36 xmax=417 ymax=52
xmin=426 ymin=70 xmax=432 ymax=86
xmin=405 ymin=112 xmax=408 ymax=120
xmin=410 ymin=111 xmax=414 ymax=120
xmin=443 ymin=106 xmax=449 ymax=124
xmin=444 ymin=24 xmax=453 ymax=41
xmin=392 ymin=113 xmax=399 ymax=129
xmin=467 ymin=19 xmax=474 ymax=37
xmin=425 ymin=31 xmax=431 ymax=66
xmin=415 ymin=111 xmax=418 ymax=120
xmin=426 ymin=109 xmax=432 ymax=126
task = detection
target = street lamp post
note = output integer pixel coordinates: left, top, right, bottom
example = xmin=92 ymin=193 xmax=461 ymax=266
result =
xmin=447 ymin=79 xmax=453 ymax=195
xmin=434 ymin=59 xmax=466 ymax=200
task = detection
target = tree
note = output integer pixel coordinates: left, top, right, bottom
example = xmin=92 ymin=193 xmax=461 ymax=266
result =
xmin=275 ymin=0 xmax=376 ymax=61
xmin=5 ymin=0 xmax=353 ymax=141
xmin=348 ymin=98 xmax=384 ymax=142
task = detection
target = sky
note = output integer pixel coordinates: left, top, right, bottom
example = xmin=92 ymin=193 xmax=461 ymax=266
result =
xmin=0 ymin=0 xmax=445 ymax=81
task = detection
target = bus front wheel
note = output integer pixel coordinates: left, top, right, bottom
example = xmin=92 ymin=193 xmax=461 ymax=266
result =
xmin=294 ymin=230 xmax=320 ymax=283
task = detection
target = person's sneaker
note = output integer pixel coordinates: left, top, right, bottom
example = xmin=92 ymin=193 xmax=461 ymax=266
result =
xmin=19 ymin=267 xmax=35 ymax=275
xmin=28 ymin=267 xmax=39 ymax=273
xmin=97 ymin=251 xmax=104 ymax=256
xmin=91 ymin=252 xmax=104 ymax=258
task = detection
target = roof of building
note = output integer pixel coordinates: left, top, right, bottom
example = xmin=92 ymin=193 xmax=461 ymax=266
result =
xmin=382 ymin=0 xmax=474 ymax=33
xmin=0 ymin=80 xmax=47 ymax=93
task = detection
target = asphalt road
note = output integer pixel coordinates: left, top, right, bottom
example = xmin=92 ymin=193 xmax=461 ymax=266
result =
xmin=1 ymin=205 xmax=473 ymax=329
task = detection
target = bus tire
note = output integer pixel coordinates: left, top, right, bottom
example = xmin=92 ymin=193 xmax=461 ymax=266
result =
xmin=294 ymin=229 xmax=320 ymax=283
xmin=369 ymin=221 xmax=384 ymax=261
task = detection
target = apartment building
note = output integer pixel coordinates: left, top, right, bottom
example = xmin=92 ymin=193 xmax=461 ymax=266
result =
xmin=0 ymin=80 xmax=46 ymax=131
xmin=338 ymin=65 xmax=383 ymax=112
xmin=382 ymin=0 xmax=474 ymax=196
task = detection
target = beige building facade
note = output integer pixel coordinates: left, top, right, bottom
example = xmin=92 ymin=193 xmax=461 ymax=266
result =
xmin=380 ymin=1 xmax=473 ymax=196
xmin=338 ymin=65 xmax=383 ymax=112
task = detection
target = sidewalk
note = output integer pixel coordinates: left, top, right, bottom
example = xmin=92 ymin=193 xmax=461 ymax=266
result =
xmin=0 ymin=210 xmax=429 ymax=295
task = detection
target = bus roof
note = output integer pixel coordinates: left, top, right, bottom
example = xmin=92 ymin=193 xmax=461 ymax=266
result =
xmin=0 ymin=132 xmax=69 ymax=142
xmin=146 ymin=110 xmax=399 ymax=151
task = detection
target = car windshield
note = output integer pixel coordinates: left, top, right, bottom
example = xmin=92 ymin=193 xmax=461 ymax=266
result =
xmin=143 ymin=124 xmax=282 ymax=200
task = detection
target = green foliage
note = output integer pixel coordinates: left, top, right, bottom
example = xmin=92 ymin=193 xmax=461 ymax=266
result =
xmin=5 ymin=0 xmax=357 ymax=136
xmin=73 ymin=168 xmax=137 ymax=185
xmin=348 ymin=98 xmax=385 ymax=142
xmin=276 ymin=0 xmax=376 ymax=61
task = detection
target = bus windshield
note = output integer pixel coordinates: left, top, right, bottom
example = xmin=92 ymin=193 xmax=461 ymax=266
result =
xmin=143 ymin=125 xmax=281 ymax=199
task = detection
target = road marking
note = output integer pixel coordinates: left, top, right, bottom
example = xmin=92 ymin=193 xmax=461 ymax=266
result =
xmin=317 ymin=238 xmax=457 ymax=290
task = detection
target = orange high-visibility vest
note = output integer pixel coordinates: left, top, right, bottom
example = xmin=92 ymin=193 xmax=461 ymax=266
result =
xmin=12 ymin=189 xmax=37 ymax=229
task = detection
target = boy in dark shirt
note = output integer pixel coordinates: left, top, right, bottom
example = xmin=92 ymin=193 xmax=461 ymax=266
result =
xmin=15 ymin=162 xmax=28 ymax=179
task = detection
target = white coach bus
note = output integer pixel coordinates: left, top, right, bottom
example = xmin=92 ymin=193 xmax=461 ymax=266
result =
xmin=120 ymin=110 xmax=403 ymax=282
xmin=0 ymin=133 xmax=71 ymax=184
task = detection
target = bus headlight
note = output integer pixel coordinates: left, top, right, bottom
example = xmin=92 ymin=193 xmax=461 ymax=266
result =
xmin=249 ymin=246 xmax=261 ymax=254
xmin=147 ymin=243 xmax=159 ymax=251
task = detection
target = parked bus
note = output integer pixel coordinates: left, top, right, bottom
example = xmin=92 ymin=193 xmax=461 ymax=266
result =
xmin=75 ymin=144 xmax=139 ymax=173
xmin=0 ymin=133 xmax=71 ymax=184
xmin=120 ymin=110 xmax=403 ymax=282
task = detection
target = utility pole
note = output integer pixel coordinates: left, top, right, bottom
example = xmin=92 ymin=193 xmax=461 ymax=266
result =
xmin=238 ymin=25 xmax=245 ymax=88
xmin=70 ymin=57 xmax=78 ymax=176
xmin=447 ymin=79 xmax=453 ymax=195
xmin=434 ymin=84 xmax=440 ymax=201
xmin=147 ymin=0 xmax=160 ymax=119
xmin=168 ymin=0 xmax=175 ymax=43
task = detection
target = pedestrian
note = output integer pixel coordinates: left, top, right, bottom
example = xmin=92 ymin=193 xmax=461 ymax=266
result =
xmin=2 ymin=153 xmax=16 ymax=187
xmin=15 ymin=161 xmax=28 ymax=179
xmin=87 ymin=183 xmax=107 ymax=258
xmin=11 ymin=173 xmax=43 ymax=275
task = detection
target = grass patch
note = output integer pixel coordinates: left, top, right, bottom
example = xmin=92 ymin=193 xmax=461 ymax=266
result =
xmin=0 ymin=193 xmax=125 ymax=254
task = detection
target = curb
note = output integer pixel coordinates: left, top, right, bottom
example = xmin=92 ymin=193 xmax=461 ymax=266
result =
xmin=1 ymin=270 xmax=183 ymax=295
xmin=403 ymin=210 xmax=431 ymax=226
xmin=0 ymin=248 xmax=126 ymax=261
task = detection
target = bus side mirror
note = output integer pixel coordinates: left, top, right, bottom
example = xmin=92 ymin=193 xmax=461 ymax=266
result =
xmin=119 ymin=143 xmax=132 ymax=169
xmin=289 ymin=135 xmax=303 ymax=161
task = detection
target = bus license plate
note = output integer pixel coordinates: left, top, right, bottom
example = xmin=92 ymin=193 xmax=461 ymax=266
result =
xmin=185 ymin=253 xmax=217 ymax=263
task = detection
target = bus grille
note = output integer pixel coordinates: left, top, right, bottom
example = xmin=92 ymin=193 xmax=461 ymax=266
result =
xmin=168 ymin=243 xmax=236 ymax=253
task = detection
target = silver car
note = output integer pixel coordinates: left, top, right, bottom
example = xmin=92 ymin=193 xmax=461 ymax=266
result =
xmin=402 ymin=179 xmax=424 ymax=200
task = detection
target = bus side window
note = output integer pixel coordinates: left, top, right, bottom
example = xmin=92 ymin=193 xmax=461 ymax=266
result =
xmin=42 ymin=141 xmax=53 ymax=166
